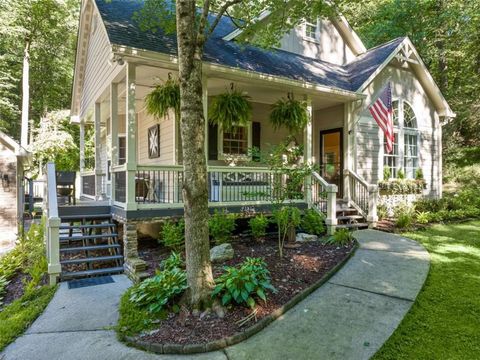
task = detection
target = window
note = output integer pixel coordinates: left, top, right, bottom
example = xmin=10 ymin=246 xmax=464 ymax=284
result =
xmin=305 ymin=19 xmax=317 ymax=40
xmin=383 ymin=100 xmax=420 ymax=179
xmin=119 ymin=136 xmax=126 ymax=165
xmin=222 ymin=126 xmax=249 ymax=155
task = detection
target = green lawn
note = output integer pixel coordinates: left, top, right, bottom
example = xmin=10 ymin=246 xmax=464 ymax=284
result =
xmin=373 ymin=221 xmax=480 ymax=359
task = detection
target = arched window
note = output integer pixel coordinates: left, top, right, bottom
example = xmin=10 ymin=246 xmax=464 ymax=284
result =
xmin=383 ymin=100 xmax=420 ymax=179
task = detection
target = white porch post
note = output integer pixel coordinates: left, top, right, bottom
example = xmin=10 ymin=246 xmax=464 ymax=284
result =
xmin=79 ymin=119 xmax=85 ymax=172
xmin=304 ymin=96 xmax=313 ymax=206
xmin=367 ymin=184 xmax=379 ymax=226
xmin=202 ymin=75 xmax=208 ymax=163
xmin=125 ymin=62 xmax=137 ymax=211
xmin=343 ymin=102 xmax=351 ymax=204
xmin=326 ymin=184 xmax=338 ymax=235
xmin=110 ymin=82 xmax=119 ymax=203
xmin=94 ymin=102 xmax=103 ymax=200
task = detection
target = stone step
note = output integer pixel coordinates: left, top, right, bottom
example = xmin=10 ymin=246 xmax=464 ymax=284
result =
xmin=60 ymin=255 xmax=123 ymax=265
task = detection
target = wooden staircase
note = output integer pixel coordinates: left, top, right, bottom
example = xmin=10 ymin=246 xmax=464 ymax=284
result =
xmin=59 ymin=213 xmax=124 ymax=280
xmin=336 ymin=200 xmax=369 ymax=230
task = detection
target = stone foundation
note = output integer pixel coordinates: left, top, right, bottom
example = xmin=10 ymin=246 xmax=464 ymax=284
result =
xmin=120 ymin=221 xmax=148 ymax=282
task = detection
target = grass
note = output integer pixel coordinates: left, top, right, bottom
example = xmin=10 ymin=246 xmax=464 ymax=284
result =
xmin=0 ymin=221 xmax=57 ymax=351
xmin=0 ymin=285 xmax=56 ymax=350
xmin=373 ymin=221 xmax=480 ymax=359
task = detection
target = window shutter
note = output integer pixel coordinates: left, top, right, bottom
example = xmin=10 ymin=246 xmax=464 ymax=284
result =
xmin=252 ymin=122 xmax=261 ymax=161
xmin=208 ymin=124 xmax=218 ymax=160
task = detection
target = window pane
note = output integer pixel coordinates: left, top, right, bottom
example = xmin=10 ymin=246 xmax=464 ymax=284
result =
xmin=119 ymin=136 xmax=126 ymax=165
xmin=223 ymin=126 xmax=248 ymax=155
xmin=404 ymin=133 xmax=418 ymax=178
xmin=404 ymin=103 xmax=417 ymax=128
xmin=392 ymin=101 xmax=399 ymax=126
xmin=305 ymin=21 xmax=316 ymax=39
xmin=383 ymin=133 xmax=399 ymax=178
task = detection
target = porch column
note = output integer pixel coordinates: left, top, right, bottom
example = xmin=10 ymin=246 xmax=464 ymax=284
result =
xmin=125 ymin=62 xmax=137 ymax=211
xmin=202 ymin=75 xmax=208 ymax=163
xmin=304 ymin=96 xmax=313 ymax=206
xmin=94 ymin=102 xmax=103 ymax=200
xmin=343 ymin=102 xmax=351 ymax=203
xmin=110 ymin=82 xmax=119 ymax=203
xmin=79 ymin=119 xmax=85 ymax=172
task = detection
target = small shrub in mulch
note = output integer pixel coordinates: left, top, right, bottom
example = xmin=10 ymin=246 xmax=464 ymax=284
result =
xmin=121 ymin=235 xmax=354 ymax=347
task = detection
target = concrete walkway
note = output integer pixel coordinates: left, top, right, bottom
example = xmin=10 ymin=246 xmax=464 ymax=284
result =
xmin=1 ymin=230 xmax=429 ymax=360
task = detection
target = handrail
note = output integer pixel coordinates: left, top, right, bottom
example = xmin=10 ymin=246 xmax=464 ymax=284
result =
xmin=311 ymin=171 xmax=337 ymax=235
xmin=344 ymin=168 xmax=378 ymax=223
xmin=312 ymin=170 xmax=330 ymax=188
xmin=344 ymin=169 xmax=369 ymax=189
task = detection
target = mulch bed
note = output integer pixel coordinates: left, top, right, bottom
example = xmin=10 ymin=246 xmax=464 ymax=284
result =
xmin=137 ymin=236 xmax=354 ymax=345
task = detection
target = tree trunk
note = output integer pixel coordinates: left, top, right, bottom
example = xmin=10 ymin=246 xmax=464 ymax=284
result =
xmin=176 ymin=0 xmax=214 ymax=310
xmin=21 ymin=39 xmax=30 ymax=147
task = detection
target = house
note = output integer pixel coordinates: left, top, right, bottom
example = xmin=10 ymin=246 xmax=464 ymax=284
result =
xmin=0 ymin=131 xmax=29 ymax=255
xmin=43 ymin=0 xmax=453 ymax=283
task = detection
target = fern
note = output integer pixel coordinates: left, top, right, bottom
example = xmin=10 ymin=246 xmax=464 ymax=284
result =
xmin=209 ymin=87 xmax=252 ymax=132
xmin=145 ymin=77 xmax=180 ymax=120
xmin=269 ymin=95 xmax=308 ymax=133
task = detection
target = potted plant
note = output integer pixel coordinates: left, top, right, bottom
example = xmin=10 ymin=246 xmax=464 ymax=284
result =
xmin=209 ymin=83 xmax=252 ymax=132
xmin=269 ymin=93 xmax=308 ymax=133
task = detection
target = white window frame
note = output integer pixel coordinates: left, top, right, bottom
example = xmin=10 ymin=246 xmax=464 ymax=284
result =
xmin=383 ymin=99 xmax=420 ymax=179
xmin=218 ymin=123 xmax=252 ymax=160
xmin=304 ymin=18 xmax=318 ymax=42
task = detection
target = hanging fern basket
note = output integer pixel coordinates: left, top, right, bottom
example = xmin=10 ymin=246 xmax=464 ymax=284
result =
xmin=145 ymin=75 xmax=181 ymax=120
xmin=209 ymin=85 xmax=252 ymax=132
xmin=269 ymin=94 xmax=308 ymax=133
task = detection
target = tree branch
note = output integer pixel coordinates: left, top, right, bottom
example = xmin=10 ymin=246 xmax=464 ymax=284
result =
xmin=208 ymin=0 xmax=243 ymax=36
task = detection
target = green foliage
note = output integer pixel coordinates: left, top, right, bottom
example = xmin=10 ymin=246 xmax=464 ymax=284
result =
xmin=372 ymin=221 xmax=480 ymax=359
xmin=160 ymin=251 xmax=184 ymax=272
xmin=159 ymin=219 xmax=185 ymax=252
xmin=129 ymin=268 xmax=187 ymax=314
xmin=327 ymin=228 xmax=353 ymax=246
xmin=301 ymin=208 xmax=325 ymax=235
xmin=145 ymin=77 xmax=181 ymax=120
xmin=209 ymin=210 xmax=237 ymax=244
xmin=383 ymin=166 xmax=391 ymax=180
xmin=0 ymin=276 xmax=9 ymax=306
xmin=415 ymin=168 xmax=424 ymax=180
xmin=209 ymin=87 xmax=252 ymax=132
xmin=249 ymin=214 xmax=269 ymax=241
xmin=397 ymin=169 xmax=405 ymax=179
xmin=378 ymin=179 xmax=425 ymax=195
xmin=377 ymin=204 xmax=389 ymax=220
xmin=269 ymin=95 xmax=308 ymax=133
xmin=212 ymin=257 xmax=275 ymax=308
xmin=394 ymin=203 xmax=416 ymax=229
xmin=273 ymin=206 xmax=302 ymax=257
xmin=416 ymin=211 xmax=430 ymax=225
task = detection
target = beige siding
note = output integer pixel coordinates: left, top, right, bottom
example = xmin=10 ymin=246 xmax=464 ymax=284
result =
xmin=278 ymin=19 xmax=356 ymax=64
xmin=353 ymin=65 xmax=442 ymax=196
xmin=79 ymin=10 xmax=122 ymax=118
xmin=137 ymin=109 xmax=175 ymax=165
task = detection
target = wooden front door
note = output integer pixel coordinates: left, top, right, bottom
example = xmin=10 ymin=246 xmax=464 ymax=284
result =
xmin=319 ymin=128 xmax=343 ymax=197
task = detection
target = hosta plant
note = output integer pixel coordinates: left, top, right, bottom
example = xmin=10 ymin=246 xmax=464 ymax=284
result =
xmin=326 ymin=228 xmax=353 ymax=246
xmin=301 ymin=208 xmax=325 ymax=235
xmin=160 ymin=251 xmax=184 ymax=271
xmin=129 ymin=268 xmax=187 ymax=313
xmin=212 ymin=257 xmax=276 ymax=308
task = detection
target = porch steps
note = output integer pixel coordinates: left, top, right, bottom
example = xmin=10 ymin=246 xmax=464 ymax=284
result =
xmin=335 ymin=201 xmax=369 ymax=231
xmin=58 ymin=213 xmax=124 ymax=281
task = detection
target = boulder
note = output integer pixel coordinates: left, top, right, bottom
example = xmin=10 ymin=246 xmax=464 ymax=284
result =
xmin=296 ymin=233 xmax=319 ymax=242
xmin=210 ymin=243 xmax=234 ymax=263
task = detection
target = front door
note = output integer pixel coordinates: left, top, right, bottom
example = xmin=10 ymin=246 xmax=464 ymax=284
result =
xmin=319 ymin=128 xmax=343 ymax=197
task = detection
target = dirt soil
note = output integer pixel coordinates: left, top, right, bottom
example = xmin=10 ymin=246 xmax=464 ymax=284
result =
xmin=137 ymin=236 xmax=354 ymax=345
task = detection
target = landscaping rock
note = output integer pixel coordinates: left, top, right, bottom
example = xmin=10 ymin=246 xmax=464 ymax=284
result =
xmin=210 ymin=243 xmax=234 ymax=263
xmin=296 ymin=233 xmax=319 ymax=242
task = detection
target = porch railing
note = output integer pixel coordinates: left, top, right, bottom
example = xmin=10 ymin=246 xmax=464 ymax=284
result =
xmin=344 ymin=169 xmax=378 ymax=223
xmin=81 ymin=171 xmax=95 ymax=197
xmin=43 ymin=162 xmax=61 ymax=285
xmin=311 ymin=171 xmax=337 ymax=235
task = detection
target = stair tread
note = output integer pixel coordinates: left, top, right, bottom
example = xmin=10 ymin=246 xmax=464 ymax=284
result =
xmin=336 ymin=223 xmax=369 ymax=229
xmin=60 ymin=213 xmax=112 ymax=220
xmin=60 ymin=233 xmax=118 ymax=241
xmin=337 ymin=215 xmax=365 ymax=220
xmin=60 ymin=223 xmax=115 ymax=229
xmin=61 ymin=266 xmax=124 ymax=279
xmin=61 ymin=255 xmax=123 ymax=265
xmin=60 ymin=244 xmax=121 ymax=252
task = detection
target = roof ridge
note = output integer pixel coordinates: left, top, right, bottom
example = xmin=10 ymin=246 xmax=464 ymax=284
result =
xmin=346 ymin=37 xmax=406 ymax=64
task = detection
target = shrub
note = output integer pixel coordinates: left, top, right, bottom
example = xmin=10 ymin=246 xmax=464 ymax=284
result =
xmin=394 ymin=203 xmax=416 ymax=229
xmin=160 ymin=219 xmax=185 ymax=251
xmin=0 ymin=276 xmax=9 ymax=306
xmin=327 ymin=228 xmax=353 ymax=245
xmin=383 ymin=167 xmax=391 ymax=180
xmin=129 ymin=268 xmax=187 ymax=313
xmin=209 ymin=210 xmax=237 ymax=244
xmin=377 ymin=204 xmax=389 ymax=220
xmin=415 ymin=168 xmax=424 ymax=180
xmin=301 ymin=208 xmax=325 ymax=235
xmin=273 ymin=206 xmax=302 ymax=257
xmin=160 ymin=251 xmax=184 ymax=271
xmin=397 ymin=169 xmax=405 ymax=179
xmin=212 ymin=257 xmax=276 ymax=308
xmin=249 ymin=214 xmax=269 ymax=241
xmin=416 ymin=211 xmax=430 ymax=225
xmin=378 ymin=179 xmax=425 ymax=194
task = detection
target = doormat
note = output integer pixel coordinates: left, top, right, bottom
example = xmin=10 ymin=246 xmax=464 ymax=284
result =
xmin=68 ymin=276 xmax=114 ymax=289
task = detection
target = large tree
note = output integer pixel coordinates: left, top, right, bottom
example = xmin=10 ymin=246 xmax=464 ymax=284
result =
xmin=136 ymin=0 xmax=349 ymax=309
xmin=0 ymin=0 xmax=78 ymax=143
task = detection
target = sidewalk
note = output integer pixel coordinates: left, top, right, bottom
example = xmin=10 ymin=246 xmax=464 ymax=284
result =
xmin=1 ymin=230 xmax=429 ymax=360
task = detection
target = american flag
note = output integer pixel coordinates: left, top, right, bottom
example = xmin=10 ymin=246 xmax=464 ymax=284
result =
xmin=369 ymin=83 xmax=394 ymax=153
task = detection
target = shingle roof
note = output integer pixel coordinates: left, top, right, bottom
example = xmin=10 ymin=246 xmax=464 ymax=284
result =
xmin=95 ymin=0 xmax=404 ymax=92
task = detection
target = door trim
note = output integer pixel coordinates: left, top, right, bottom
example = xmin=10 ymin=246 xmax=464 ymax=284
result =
xmin=319 ymin=127 xmax=344 ymax=197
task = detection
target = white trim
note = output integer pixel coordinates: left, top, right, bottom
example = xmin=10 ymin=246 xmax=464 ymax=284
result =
xmin=217 ymin=123 xmax=252 ymax=160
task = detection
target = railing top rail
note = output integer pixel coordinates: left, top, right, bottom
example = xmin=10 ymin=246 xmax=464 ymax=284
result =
xmin=312 ymin=171 xmax=331 ymax=188
xmin=46 ymin=162 xmax=59 ymax=219
xmin=208 ymin=165 xmax=270 ymax=173
xmin=80 ymin=170 xmax=96 ymax=176
xmin=344 ymin=169 xmax=370 ymax=188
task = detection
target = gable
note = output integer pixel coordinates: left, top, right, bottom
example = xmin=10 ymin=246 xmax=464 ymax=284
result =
xmin=277 ymin=18 xmax=357 ymax=65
